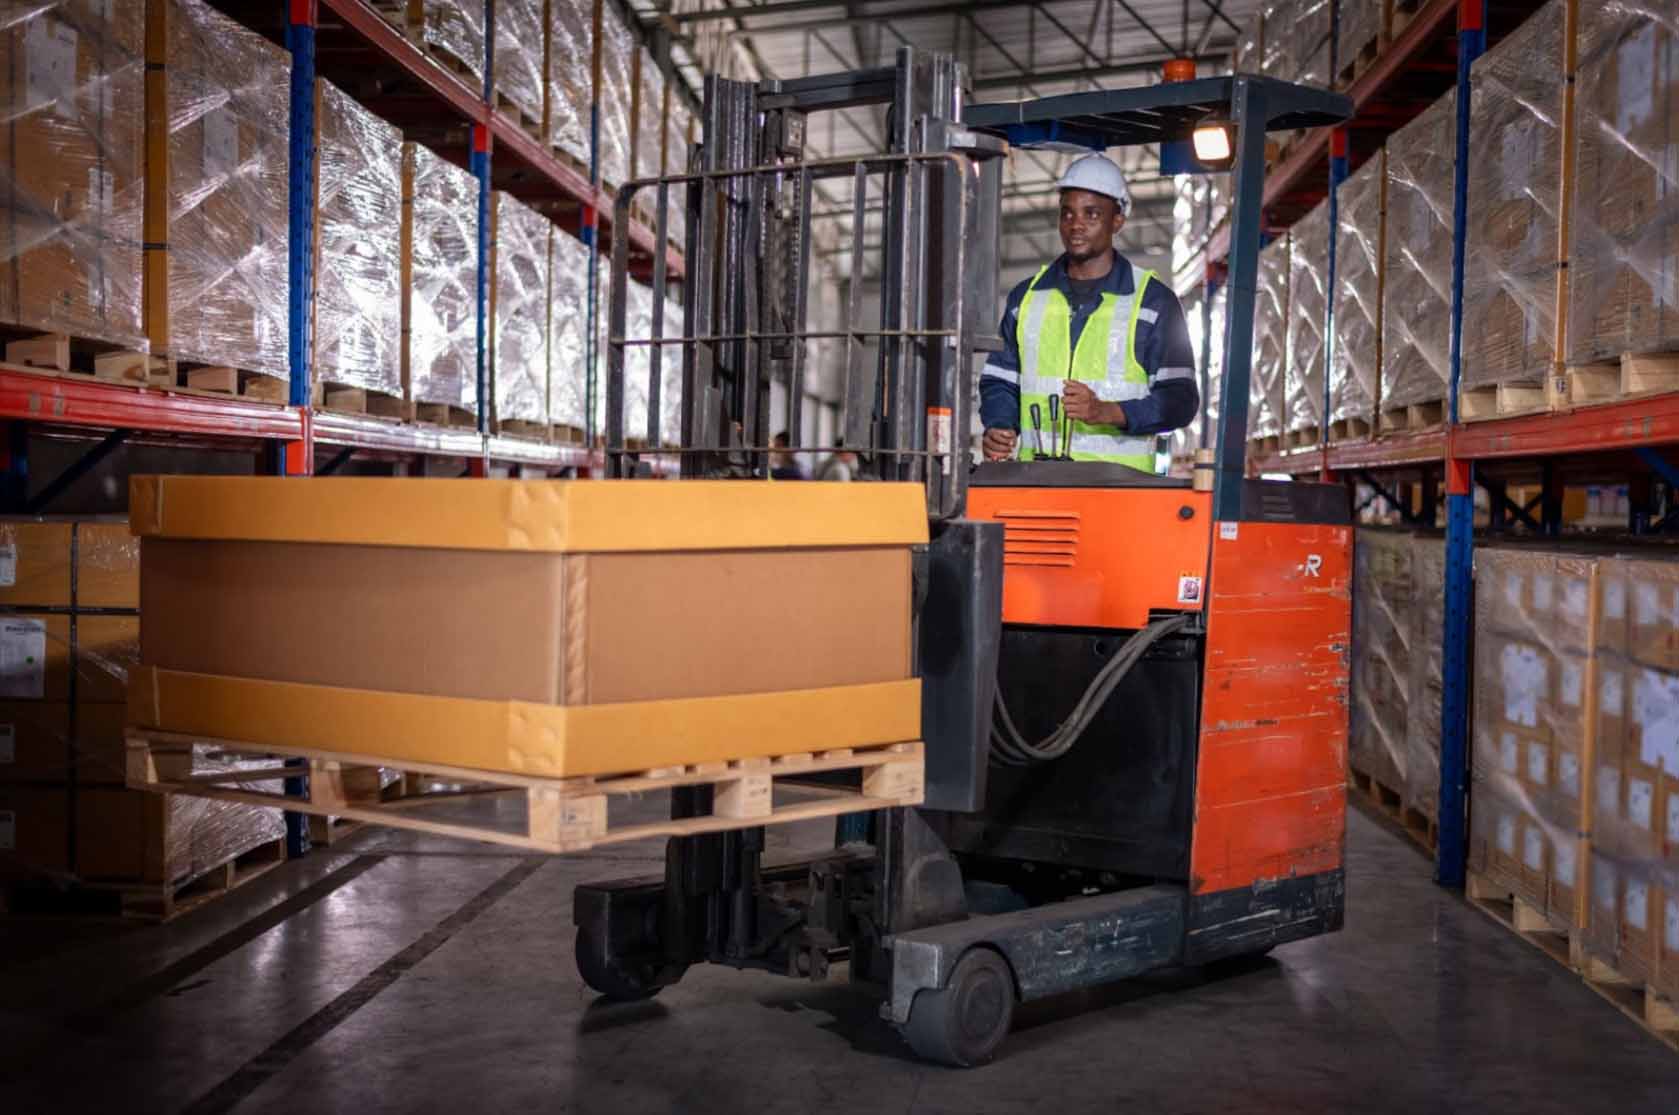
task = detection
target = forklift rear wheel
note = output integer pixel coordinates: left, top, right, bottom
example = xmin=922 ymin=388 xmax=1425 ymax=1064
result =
xmin=574 ymin=926 xmax=670 ymax=1002
xmin=900 ymin=947 xmax=1016 ymax=1067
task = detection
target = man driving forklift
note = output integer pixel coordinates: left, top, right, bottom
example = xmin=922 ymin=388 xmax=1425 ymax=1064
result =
xmin=979 ymin=153 xmax=1199 ymax=469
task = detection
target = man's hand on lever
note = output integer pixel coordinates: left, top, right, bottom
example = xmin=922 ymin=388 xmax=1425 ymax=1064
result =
xmin=982 ymin=428 xmax=1018 ymax=461
xmin=1062 ymin=381 xmax=1127 ymax=428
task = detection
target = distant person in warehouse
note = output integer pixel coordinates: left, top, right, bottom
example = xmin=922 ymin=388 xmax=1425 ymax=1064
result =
xmin=979 ymin=153 xmax=1198 ymax=470
xmin=769 ymin=431 xmax=806 ymax=480
xmin=815 ymin=440 xmax=861 ymax=481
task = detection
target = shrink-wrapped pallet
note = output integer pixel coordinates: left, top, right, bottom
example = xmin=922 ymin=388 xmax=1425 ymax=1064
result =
xmin=1380 ymin=90 xmax=1456 ymax=421
xmin=1568 ymin=4 xmax=1679 ymax=366
xmin=1260 ymin=1 xmax=1294 ymax=79
xmin=1351 ymin=530 xmax=1414 ymax=794
xmin=1249 ymin=234 xmax=1290 ymax=445
xmin=1405 ymin=536 xmax=1445 ymax=823
xmin=1294 ymin=0 xmax=1332 ymax=88
xmin=491 ymin=193 xmax=549 ymax=428
xmin=598 ymin=0 xmax=635 ymax=189
xmin=664 ymin=96 xmax=696 ymax=247
xmin=403 ymin=144 xmax=478 ymax=418
xmin=1172 ymin=282 xmax=1223 ymax=462
xmin=1285 ymin=199 xmax=1329 ymax=445
xmin=315 ymin=82 xmax=402 ymax=399
xmin=408 ymin=0 xmax=485 ymax=80
xmin=1234 ymin=10 xmax=1262 ymax=73
xmin=661 ymin=294 xmax=685 ymax=446
xmin=632 ymin=51 xmax=665 ymax=225
xmin=0 ymin=2 xmax=146 ymax=353
xmin=1331 ymin=150 xmax=1384 ymax=437
xmin=1337 ymin=0 xmax=1384 ymax=81
xmin=150 ymin=0 xmax=290 ymax=384
xmin=1469 ymin=546 xmax=1595 ymax=928
xmin=1461 ymin=0 xmax=1565 ymax=407
xmin=493 ymin=0 xmax=544 ymax=133
xmin=548 ymin=0 xmax=591 ymax=169
xmin=620 ymin=279 xmax=655 ymax=443
xmin=549 ymin=227 xmax=591 ymax=435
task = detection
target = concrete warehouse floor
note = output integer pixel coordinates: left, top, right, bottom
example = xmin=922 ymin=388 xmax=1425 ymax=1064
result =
xmin=4 ymin=803 xmax=1678 ymax=1114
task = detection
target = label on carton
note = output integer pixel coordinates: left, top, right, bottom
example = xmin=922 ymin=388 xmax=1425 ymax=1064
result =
xmin=1626 ymin=878 xmax=1650 ymax=931
xmin=1496 ymin=812 xmax=1516 ymax=856
xmin=1668 ymin=794 xmax=1679 ymax=844
xmin=1500 ymin=730 xmax=1519 ymax=774
xmin=25 ymin=18 xmax=77 ymax=120
xmin=1561 ymin=578 xmax=1589 ymax=625
xmin=0 ymin=723 xmax=12 ymax=764
xmin=1632 ymin=668 xmax=1679 ymax=773
xmin=1500 ymin=642 xmax=1545 ymax=728
xmin=1635 ymin=581 xmax=1663 ymax=627
xmin=1617 ymin=24 xmax=1656 ymax=134
xmin=1629 ymin=778 xmax=1654 ymax=831
xmin=1503 ymin=571 xmax=1524 ymax=610
xmin=1594 ymin=858 xmax=1616 ymax=912
xmin=1601 ymin=668 xmax=1624 ymax=717
xmin=1559 ymin=751 xmax=1580 ymax=799
xmin=1604 ymin=578 xmax=1626 ymax=622
xmin=1667 ymin=896 xmax=1679 ymax=953
xmin=0 ymin=809 xmax=12 ymax=851
xmin=1527 ymin=742 xmax=1549 ymax=786
xmin=0 ymin=619 xmax=46 ymax=700
xmin=1561 ymin=659 xmax=1583 ymax=709
xmin=1523 ymin=825 xmax=1545 ymax=872
xmin=0 ymin=543 xmax=15 ymax=587
xmin=204 ymin=107 xmax=240 ymax=180
xmin=1532 ymin=573 xmax=1554 ymax=614
xmin=1598 ymin=765 xmax=1621 ymax=818
xmin=1554 ymin=840 xmax=1575 ymax=887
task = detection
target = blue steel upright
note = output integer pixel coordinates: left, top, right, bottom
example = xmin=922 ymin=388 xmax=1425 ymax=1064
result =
xmin=1437 ymin=0 xmax=1487 ymax=888
xmin=475 ymin=1 xmax=495 ymax=436
xmin=1325 ymin=128 xmax=1348 ymax=448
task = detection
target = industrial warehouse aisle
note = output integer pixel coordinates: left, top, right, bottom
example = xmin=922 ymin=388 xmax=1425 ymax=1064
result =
xmin=4 ymin=806 xmax=1677 ymax=1114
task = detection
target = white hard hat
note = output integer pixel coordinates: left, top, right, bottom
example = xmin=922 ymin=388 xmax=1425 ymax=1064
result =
xmin=1057 ymin=154 xmax=1132 ymax=217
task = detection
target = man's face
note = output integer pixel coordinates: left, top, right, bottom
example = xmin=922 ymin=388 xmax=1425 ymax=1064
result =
xmin=1059 ymin=188 xmax=1124 ymax=265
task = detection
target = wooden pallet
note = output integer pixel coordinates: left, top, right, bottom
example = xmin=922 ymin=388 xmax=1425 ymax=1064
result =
xmin=1336 ymin=32 xmax=1385 ymax=90
xmin=1 ymin=836 xmax=286 ymax=922
xmin=1458 ymin=381 xmax=1548 ymax=422
xmin=1329 ymin=416 xmax=1373 ymax=442
xmin=1248 ymin=434 xmax=1282 ymax=456
xmin=1348 ymin=767 xmax=1437 ymax=855
xmin=2 ymin=330 xmax=169 ymax=387
xmin=126 ymin=731 xmax=925 ymax=855
xmin=495 ymin=93 xmax=543 ymax=143
xmin=1553 ymin=353 xmax=1679 ymax=410
xmin=1284 ymin=426 xmax=1320 ymax=451
xmin=175 ymin=363 xmax=289 ymax=402
xmin=369 ymin=3 xmax=481 ymax=80
xmin=1390 ymin=0 xmax=1425 ymax=38
xmin=414 ymin=401 xmax=477 ymax=428
xmin=1377 ymin=400 xmax=1445 ymax=434
xmin=496 ymin=418 xmax=551 ymax=442
xmin=314 ymin=382 xmax=411 ymax=420
xmin=1465 ymin=871 xmax=1679 ymax=1054
xmin=550 ymin=423 xmax=587 ymax=446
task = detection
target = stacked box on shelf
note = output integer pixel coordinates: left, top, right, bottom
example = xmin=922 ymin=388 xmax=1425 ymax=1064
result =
xmin=1590 ymin=556 xmax=1679 ymax=999
xmin=491 ymin=192 xmax=550 ymax=434
xmin=314 ymin=82 xmax=404 ymax=413
xmin=1293 ymin=0 xmax=1332 ymax=89
xmin=1469 ymin=546 xmax=1595 ymax=930
xmin=0 ymin=2 xmax=148 ymax=369
xmin=1249 ymin=234 xmax=1290 ymax=451
xmin=1380 ymin=89 xmax=1456 ymax=432
xmin=1350 ymin=530 xmax=1414 ymax=797
xmin=1284 ymin=199 xmax=1329 ymax=449
xmin=1336 ymin=0 xmax=1385 ymax=86
xmin=547 ymin=0 xmax=590 ymax=172
xmin=0 ymin=520 xmax=283 ymax=900
xmin=1568 ymin=3 xmax=1679 ymax=380
xmin=597 ymin=0 xmax=635 ymax=191
xmin=1330 ymin=150 xmax=1384 ymax=441
xmin=145 ymin=0 xmax=289 ymax=397
xmin=549 ymin=227 xmax=590 ymax=442
xmin=493 ymin=0 xmax=544 ymax=136
xmin=1405 ymin=536 xmax=1445 ymax=828
xmin=1460 ymin=0 xmax=1566 ymax=422
xmin=630 ymin=50 xmax=666 ymax=227
xmin=381 ymin=0 xmax=485 ymax=80
xmin=402 ymin=144 xmax=478 ymax=425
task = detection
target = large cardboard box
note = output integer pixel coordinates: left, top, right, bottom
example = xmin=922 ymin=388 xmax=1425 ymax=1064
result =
xmin=129 ymin=478 xmax=927 ymax=779
xmin=1382 ymin=91 xmax=1457 ymax=413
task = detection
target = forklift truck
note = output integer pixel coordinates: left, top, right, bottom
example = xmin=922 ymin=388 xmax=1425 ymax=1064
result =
xmin=578 ymin=50 xmax=1354 ymax=1066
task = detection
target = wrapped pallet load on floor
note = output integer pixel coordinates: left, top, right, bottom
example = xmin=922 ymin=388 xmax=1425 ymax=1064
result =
xmin=403 ymin=143 xmax=479 ymax=424
xmin=1380 ymin=89 xmax=1456 ymax=432
xmin=0 ymin=1 xmax=147 ymax=365
xmin=147 ymin=0 xmax=290 ymax=396
xmin=1249 ymin=233 xmax=1290 ymax=451
xmin=1351 ymin=530 xmax=1415 ymax=797
xmin=1330 ymin=150 xmax=1384 ymax=440
xmin=1285 ymin=199 xmax=1329 ymax=449
xmin=491 ymin=192 xmax=550 ymax=433
xmin=1460 ymin=0 xmax=1566 ymax=420
xmin=314 ymin=82 xmax=404 ymax=411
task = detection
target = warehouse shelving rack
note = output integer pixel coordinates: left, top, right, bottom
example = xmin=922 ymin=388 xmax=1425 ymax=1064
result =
xmin=1199 ymin=0 xmax=1679 ymax=889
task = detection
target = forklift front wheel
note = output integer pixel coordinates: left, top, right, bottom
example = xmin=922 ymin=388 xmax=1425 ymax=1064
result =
xmin=573 ymin=926 xmax=673 ymax=1002
xmin=899 ymin=947 xmax=1016 ymax=1067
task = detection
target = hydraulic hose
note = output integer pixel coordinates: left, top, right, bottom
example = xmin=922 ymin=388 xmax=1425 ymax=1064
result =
xmin=988 ymin=615 xmax=1192 ymax=766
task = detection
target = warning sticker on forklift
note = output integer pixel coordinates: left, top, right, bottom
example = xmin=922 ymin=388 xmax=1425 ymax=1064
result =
xmin=0 ymin=620 xmax=46 ymax=700
xmin=1218 ymin=523 xmax=1238 ymax=540
xmin=1176 ymin=576 xmax=1202 ymax=604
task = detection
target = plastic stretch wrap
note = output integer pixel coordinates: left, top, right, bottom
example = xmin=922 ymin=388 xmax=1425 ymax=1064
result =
xmin=1170 ymin=174 xmax=1227 ymax=277
xmin=1260 ymin=1 xmax=1295 ymax=79
xmin=632 ymin=54 xmax=665 ymax=224
xmin=404 ymin=144 xmax=477 ymax=414
xmin=1381 ymin=89 xmax=1456 ymax=411
xmin=548 ymin=227 xmax=590 ymax=432
xmin=1568 ymin=4 xmax=1679 ymax=365
xmin=417 ymin=0 xmax=485 ymax=81
xmin=1285 ymin=199 xmax=1329 ymax=439
xmin=492 ymin=193 xmax=549 ymax=426
xmin=493 ymin=0 xmax=543 ymax=128
xmin=159 ymin=0 xmax=289 ymax=381
xmin=660 ymin=294 xmax=684 ymax=446
xmin=621 ymin=279 xmax=655 ymax=443
xmin=1469 ymin=546 xmax=1596 ymax=928
xmin=1250 ymin=234 xmax=1290 ymax=441
xmin=1405 ymin=536 xmax=1444 ymax=821
xmin=1234 ymin=10 xmax=1262 ymax=73
xmin=1591 ymin=555 xmax=1679 ymax=994
xmin=547 ymin=0 xmax=590 ymax=167
xmin=598 ymin=0 xmax=635 ymax=189
xmin=1172 ymin=282 xmax=1223 ymax=461
xmin=1293 ymin=0 xmax=1331 ymax=88
xmin=0 ymin=2 xmax=145 ymax=351
xmin=1332 ymin=151 xmax=1383 ymax=431
xmin=314 ymin=83 xmax=402 ymax=397
xmin=1350 ymin=530 xmax=1414 ymax=794
xmin=1463 ymin=0 xmax=1564 ymax=392
xmin=1337 ymin=0 xmax=1383 ymax=69
xmin=664 ymin=97 xmax=694 ymax=246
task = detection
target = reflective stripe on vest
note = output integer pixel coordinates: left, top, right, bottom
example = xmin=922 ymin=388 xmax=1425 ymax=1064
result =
xmin=1014 ymin=264 xmax=1159 ymax=470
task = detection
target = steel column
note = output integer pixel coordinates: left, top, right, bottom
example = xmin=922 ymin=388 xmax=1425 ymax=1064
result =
xmin=1436 ymin=0 xmax=1486 ymax=889
xmin=1211 ymin=77 xmax=1268 ymax=522
xmin=1325 ymin=125 xmax=1347 ymax=474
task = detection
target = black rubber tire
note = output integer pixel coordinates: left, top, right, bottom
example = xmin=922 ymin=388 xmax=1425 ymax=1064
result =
xmin=574 ymin=926 xmax=664 ymax=1002
xmin=900 ymin=948 xmax=1016 ymax=1067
